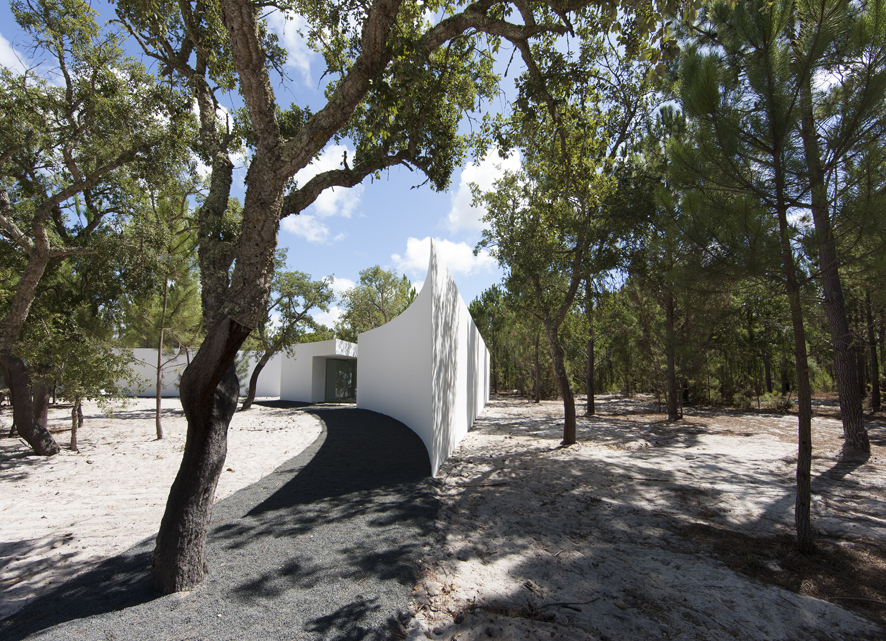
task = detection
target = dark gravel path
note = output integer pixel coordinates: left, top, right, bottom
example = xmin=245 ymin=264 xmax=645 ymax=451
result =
xmin=0 ymin=405 xmax=437 ymax=641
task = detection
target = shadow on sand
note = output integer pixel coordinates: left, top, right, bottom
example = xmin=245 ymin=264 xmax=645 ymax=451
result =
xmin=1 ymin=405 xmax=435 ymax=641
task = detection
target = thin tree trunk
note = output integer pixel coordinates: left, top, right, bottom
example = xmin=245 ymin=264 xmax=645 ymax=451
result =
xmin=545 ymin=323 xmax=576 ymax=445
xmin=533 ymin=329 xmax=541 ymax=403
xmin=868 ymin=291 xmax=881 ymax=411
xmin=798 ymin=77 xmax=869 ymax=453
xmin=0 ymin=354 xmax=59 ymax=455
xmin=776 ymin=204 xmax=815 ymax=554
xmin=156 ymin=277 xmax=170 ymax=440
xmin=763 ymin=350 xmax=773 ymax=393
xmin=240 ymin=349 xmax=273 ymax=411
xmin=665 ymin=289 xmax=679 ymax=421
xmin=70 ymin=398 xmax=80 ymax=452
xmin=585 ymin=280 xmax=595 ymax=416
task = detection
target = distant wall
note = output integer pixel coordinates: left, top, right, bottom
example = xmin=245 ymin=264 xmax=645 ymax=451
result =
xmin=123 ymin=349 xmax=282 ymax=398
xmin=279 ymin=339 xmax=358 ymax=403
xmin=357 ymin=241 xmax=490 ymax=475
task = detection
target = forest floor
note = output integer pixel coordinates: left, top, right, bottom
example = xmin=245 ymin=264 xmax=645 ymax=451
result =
xmin=0 ymin=397 xmax=322 ymax=622
xmin=1 ymin=395 xmax=884 ymax=640
xmin=408 ymin=394 xmax=886 ymax=641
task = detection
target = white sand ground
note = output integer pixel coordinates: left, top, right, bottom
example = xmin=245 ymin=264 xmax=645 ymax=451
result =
xmin=2 ymin=395 xmax=885 ymax=641
xmin=407 ymin=396 xmax=886 ymax=641
xmin=0 ymin=397 xmax=322 ymax=621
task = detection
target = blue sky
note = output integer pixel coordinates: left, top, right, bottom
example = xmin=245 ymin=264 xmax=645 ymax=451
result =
xmin=0 ymin=2 xmax=525 ymax=328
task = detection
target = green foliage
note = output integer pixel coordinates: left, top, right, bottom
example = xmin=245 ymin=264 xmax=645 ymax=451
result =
xmin=334 ymin=266 xmax=415 ymax=341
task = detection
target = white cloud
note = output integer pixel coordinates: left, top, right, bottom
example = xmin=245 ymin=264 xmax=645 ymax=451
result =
xmin=330 ymin=276 xmax=355 ymax=295
xmin=313 ymin=306 xmax=342 ymax=328
xmin=446 ymin=149 xmax=521 ymax=233
xmin=392 ymin=237 xmax=496 ymax=278
xmin=266 ymin=10 xmax=314 ymax=84
xmin=294 ymin=144 xmax=364 ymax=219
xmin=0 ymin=32 xmax=26 ymax=74
xmin=281 ymin=213 xmax=331 ymax=243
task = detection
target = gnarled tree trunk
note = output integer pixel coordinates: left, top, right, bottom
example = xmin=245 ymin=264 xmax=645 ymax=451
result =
xmin=151 ymin=318 xmax=250 ymax=593
xmin=546 ymin=323 xmax=576 ymax=445
xmin=0 ymin=354 xmax=59 ymax=456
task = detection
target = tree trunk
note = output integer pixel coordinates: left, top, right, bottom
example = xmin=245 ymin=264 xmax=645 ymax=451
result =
xmin=798 ymin=77 xmax=869 ymax=453
xmin=763 ymin=350 xmax=773 ymax=393
xmin=665 ymin=289 xmax=680 ymax=421
xmin=240 ymin=349 xmax=273 ymax=411
xmin=867 ymin=291 xmax=881 ymax=411
xmin=0 ymin=354 xmax=59 ymax=455
xmin=151 ymin=317 xmax=250 ymax=593
xmin=776 ymin=203 xmax=815 ymax=554
xmin=585 ymin=281 xmax=595 ymax=416
xmin=545 ymin=324 xmax=576 ymax=445
xmin=70 ymin=398 xmax=80 ymax=452
xmin=155 ymin=276 xmax=170 ymax=439
xmin=533 ymin=329 xmax=541 ymax=403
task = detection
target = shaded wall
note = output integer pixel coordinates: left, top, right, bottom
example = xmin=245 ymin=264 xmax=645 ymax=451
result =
xmin=279 ymin=339 xmax=358 ymax=403
xmin=357 ymin=241 xmax=490 ymax=475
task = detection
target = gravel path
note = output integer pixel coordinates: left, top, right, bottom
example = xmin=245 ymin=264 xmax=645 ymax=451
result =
xmin=1 ymin=404 xmax=436 ymax=641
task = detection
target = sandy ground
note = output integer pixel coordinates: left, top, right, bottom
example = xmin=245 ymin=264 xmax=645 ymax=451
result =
xmin=2 ymin=395 xmax=885 ymax=640
xmin=0 ymin=397 xmax=322 ymax=621
xmin=407 ymin=396 xmax=886 ymax=641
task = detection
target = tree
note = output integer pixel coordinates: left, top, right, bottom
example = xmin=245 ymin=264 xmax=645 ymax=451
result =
xmin=240 ymin=258 xmax=334 ymax=410
xmin=0 ymin=0 xmax=192 ymax=456
xmin=139 ymin=0 xmax=696 ymax=593
xmin=792 ymin=0 xmax=886 ymax=453
xmin=335 ymin=265 xmax=414 ymax=341
xmin=667 ymin=0 xmax=886 ymax=550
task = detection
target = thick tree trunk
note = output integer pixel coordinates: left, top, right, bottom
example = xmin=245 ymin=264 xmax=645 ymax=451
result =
xmin=0 ymin=354 xmax=59 ymax=455
xmin=665 ymin=290 xmax=680 ymax=421
xmin=546 ymin=324 xmax=576 ymax=445
xmin=151 ymin=317 xmax=250 ymax=593
xmin=867 ymin=291 xmax=881 ymax=411
xmin=240 ymin=349 xmax=273 ymax=411
xmin=799 ymin=78 xmax=869 ymax=453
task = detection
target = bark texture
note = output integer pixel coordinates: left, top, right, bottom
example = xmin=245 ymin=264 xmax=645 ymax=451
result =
xmin=0 ymin=354 xmax=59 ymax=456
xmin=867 ymin=291 xmax=881 ymax=411
xmin=547 ymin=324 xmax=576 ymax=445
xmin=151 ymin=317 xmax=250 ymax=593
xmin=665 ymin=290 xmax=680 ymax=421
xmin=240 ymin=350 xmax=272 ymax=411
xmin=798 ymin=78 xmax=869 ymax=453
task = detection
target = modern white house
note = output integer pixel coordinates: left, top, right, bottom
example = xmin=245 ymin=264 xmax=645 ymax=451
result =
xmin=279 ymin=339 xmax=357 ymax=404
xmin=122 ymin=241 xmax=489 ymax=475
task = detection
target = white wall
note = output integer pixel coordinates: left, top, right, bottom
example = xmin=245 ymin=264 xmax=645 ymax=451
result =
xmin=279 ymin=339 xmax=358 ymax=403
xmin=123 ymin=349 xmax=283 ymax=398
xmin=357 ymin=240 xmax=490 ymax=475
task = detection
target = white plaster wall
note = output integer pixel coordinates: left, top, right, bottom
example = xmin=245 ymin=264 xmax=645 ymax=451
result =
xmin=239 ymin=352 xmax=283 ymax=397
xmin=279 ymin=339 xmax=357 ymax=403
xmin=125 ymin=348 xmax=192 ymax=397
xmin=357 ymin=240 xmax=490 ymax=475
xmin=123 ymin=349 xmax=283 ymax=398
xmin=356 ymin=278 xmax=434 ymax=450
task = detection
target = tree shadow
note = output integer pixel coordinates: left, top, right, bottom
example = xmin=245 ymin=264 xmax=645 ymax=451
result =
xmin=0 ymin=407 xmax=436 ymax=640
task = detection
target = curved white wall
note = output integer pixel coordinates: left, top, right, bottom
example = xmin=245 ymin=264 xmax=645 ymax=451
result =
xmin=357 ymin=241 xmax=490 ymax=475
